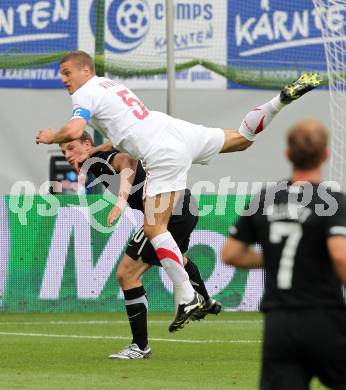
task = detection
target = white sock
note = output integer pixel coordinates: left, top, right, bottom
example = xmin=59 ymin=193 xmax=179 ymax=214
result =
xmin=151 ymin=232 xmax=195 ymax=304
xmin=238 ymin=95 xmax=286 ymax=141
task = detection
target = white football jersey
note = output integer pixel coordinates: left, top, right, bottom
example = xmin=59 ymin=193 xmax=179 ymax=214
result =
xmin=71 ymin=76 xmax=167 ymax=159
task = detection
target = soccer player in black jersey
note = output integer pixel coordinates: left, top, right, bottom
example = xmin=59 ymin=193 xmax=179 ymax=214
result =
xmin=222 ymin=119 xmax=346 ymax=390
xmin=60 ymin=132 xmax=221 ymax=359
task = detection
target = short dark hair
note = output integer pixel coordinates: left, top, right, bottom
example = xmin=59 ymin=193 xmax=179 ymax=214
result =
xmin=60 ymin=51 xmax=95 ymax=73
xmin=59 ymin=131 xmax=95 ymax=146
xmin=287 ymin=119 xmax=328 ymax=170
xmin=79 ymin=131 xmax=95 ymax=145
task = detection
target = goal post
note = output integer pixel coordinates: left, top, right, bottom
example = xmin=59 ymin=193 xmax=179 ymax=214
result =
xmin=165 ymin=0 xmax=177 ymax=117
xmin=94 ymin=0 xmax=105 ymax=147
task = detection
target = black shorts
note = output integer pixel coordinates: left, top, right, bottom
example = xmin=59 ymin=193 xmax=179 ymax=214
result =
xmin=261 ymin=309 xmax=346 ymax=390
xmin=125 ymin=195 xmax=198 ymax=266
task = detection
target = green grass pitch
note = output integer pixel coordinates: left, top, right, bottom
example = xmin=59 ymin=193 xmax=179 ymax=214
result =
xmin=0 ymin=312 xmax=327 ymax=390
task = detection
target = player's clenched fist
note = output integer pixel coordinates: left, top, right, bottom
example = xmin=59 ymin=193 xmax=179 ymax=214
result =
xmin=36 ymin=128 xmax=55 ymax=144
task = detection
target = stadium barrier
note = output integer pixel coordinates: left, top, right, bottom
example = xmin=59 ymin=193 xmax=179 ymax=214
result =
xmin=0 ymin=195 xmax=264 ymax=312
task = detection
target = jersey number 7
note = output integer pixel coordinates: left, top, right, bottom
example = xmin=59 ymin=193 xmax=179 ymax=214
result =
xmin=269 ymin=222 xmax=303 ymax=290
xmin=117 ymin=89 xmax=149 ymax=120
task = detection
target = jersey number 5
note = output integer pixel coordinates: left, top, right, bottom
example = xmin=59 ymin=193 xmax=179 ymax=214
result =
xmin=269 ymin=222 xmax=303 ymax=290
xmin=117 ymin=89 xmax=149 ymax=120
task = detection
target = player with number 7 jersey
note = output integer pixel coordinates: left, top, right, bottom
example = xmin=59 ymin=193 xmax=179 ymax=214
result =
xmin=222 ymin=119 xmax=346 ymax=390
xmin=228 ymin=180 xmax=346 ymax=311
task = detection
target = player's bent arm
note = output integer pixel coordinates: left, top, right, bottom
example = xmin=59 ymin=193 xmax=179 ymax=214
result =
xmin=327 ymin=236 xmax=346 ymax=283
xmin=37 ymin=118 xmax=87 ymax=145
xmin=114 ymin=154 xmax=138 ymax=206
xmin=222 ymin=237 xmax=263 ymax=268
xmin=106 ymin=154 xmax=138 ymax=226
xmin=88 ymin=140 xmax=113 ymax=157
xmin=56 ymin=118 xmax=87 ymax=142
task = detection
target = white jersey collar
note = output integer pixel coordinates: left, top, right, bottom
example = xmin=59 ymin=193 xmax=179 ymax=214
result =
xmin=72 ymin=75 xmax=99 ymax=97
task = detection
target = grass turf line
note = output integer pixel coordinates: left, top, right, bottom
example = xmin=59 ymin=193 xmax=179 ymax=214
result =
xmin=0 ymin=312 xmax=327 ymax=390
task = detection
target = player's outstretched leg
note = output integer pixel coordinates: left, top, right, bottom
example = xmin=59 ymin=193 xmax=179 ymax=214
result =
xmin=237 ymin=72 xmax=322 ymax=142
xmin=184 ymin=258 xmax=222 ymax=321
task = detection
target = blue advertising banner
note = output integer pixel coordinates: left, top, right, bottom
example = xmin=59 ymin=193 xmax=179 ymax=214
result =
xmin=0 ymin=0 xmax=340 ymax=89
xmin=0 ymin=0 xmax=77 ymax=88
xmin=227 ymin=0 xmax=331 ymax=88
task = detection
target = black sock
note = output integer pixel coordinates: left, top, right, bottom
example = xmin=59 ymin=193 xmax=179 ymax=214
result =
xmin=185 ymin=258 xmax=210 ymax=302
xmin=123 ymin=286 xmax=148 ymax=350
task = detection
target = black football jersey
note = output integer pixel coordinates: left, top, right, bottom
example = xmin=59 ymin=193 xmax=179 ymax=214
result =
xmin=86 ymin=150 xmax=195 ymax=217
xmin=87 ymin=150 xmax=145 ymax=211
xmin=231 ymin=180 xmax=346 ymax=311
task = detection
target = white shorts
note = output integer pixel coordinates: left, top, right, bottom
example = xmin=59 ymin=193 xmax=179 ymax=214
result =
xmin=140 ymin=115 xmax=225 ymax=197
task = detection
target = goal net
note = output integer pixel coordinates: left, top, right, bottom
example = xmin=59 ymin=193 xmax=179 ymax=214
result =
xmin=312 ymin=0 xmax=346 ymax=190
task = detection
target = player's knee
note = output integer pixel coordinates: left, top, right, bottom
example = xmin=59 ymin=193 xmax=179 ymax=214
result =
xmin=237 ymin=137 xmax=252 ymax=151
xmin=116 ymin=265 xmax=132 ymax=287
xmin=116 ymin=262 xmax=140 ymax=289
xmin=240 ymin=141 xmax=252 ymax=150
xmin=116 ymin=267 xmax=126 ymax=287
xmin=221 ymin=132 xmax=252 ymax=153
xmin=143 ymin=224 xmax=160 ymax=240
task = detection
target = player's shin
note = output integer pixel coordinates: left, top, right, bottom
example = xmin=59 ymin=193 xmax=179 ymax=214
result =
xmin=184 ymin=258 xmax=210 ymax=303
xmin=238 ymin=95 xmax=285 ymax=141
xmin=123 ymin=286 xmax=148 ymax=350
xmin=238 ymin=73 xmax=321 ymax=141
xmin=150 ymin=232 xmax=195 ymax=304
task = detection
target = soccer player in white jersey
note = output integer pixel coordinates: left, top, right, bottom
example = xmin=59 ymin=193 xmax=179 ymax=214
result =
xmin=36 ymin=51 xmax=321 ymax=332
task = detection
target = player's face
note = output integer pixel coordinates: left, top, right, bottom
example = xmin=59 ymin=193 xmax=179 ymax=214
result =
xmin=60 ymin=60 xmax=91 ymax=95
xmin=60 ymin=140 xmax=90 ymax=167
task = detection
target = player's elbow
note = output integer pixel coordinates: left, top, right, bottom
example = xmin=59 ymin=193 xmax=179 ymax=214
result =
xmin=221 ymin=237 xmax=244 ymax=267
xmin=222 ymin=254 xmax=247 ymax=268
xmin=222 ymin=238 xmax=258 ymax=268
xmin=222 ymin=253 xmax=237 ymax=266
xmin=221 ymin=245 xmax=240 ymax=267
